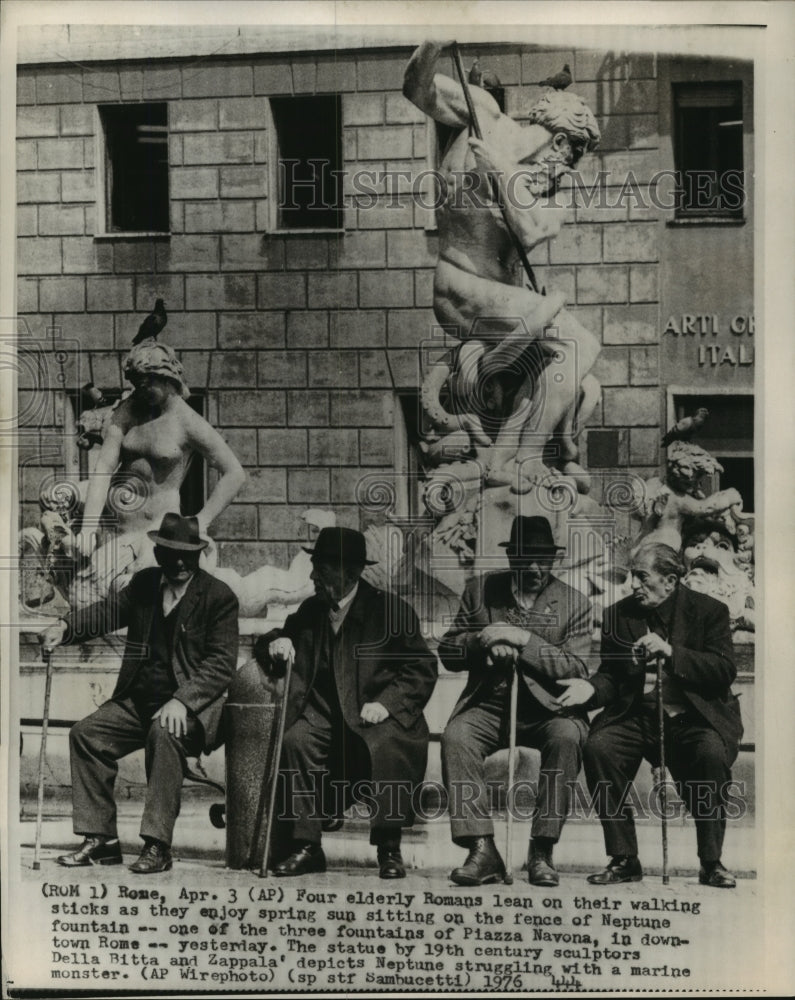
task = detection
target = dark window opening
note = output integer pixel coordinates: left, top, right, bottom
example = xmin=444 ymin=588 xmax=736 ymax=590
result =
xmin=672 ymin=393 xmax=754 ymax=512
xmin=100 ymin=103 xmax=169 ymax=233
xmin=715 ymin=456 xmax=754 ymax=515
xmin=673 ymin=82 xmax=744 ymax=218
xmin=271 ymin=95 xmax=342 ymax=230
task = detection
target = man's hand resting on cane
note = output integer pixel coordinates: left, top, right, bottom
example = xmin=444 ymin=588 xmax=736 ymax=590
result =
xmin=479 ymin=623 xmax=526 ymax=668
xmin=269 ymin=637 xmax=295 ymax=668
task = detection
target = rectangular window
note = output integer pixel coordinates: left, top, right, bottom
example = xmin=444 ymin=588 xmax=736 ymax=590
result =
xmin=673 ymin=82 xmax=744 ymax=218
xmin=671 ymin=392 xmax=754 ymax=512
xmin=269 ymin=95 xmax=342 ymax=230
xmin=98 ymin=103 xmax=169 ymax=234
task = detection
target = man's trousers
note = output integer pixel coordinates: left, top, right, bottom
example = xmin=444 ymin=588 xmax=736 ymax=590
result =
xmin=583 ymin=706 xmax=736 ymax=864
xmin=441 ymin=696 xmax=588 ymax=845
xmin=69 ymin=698 xmax=203 ymax=846
xmin=277 ymin=703 xmax=416 ymax=848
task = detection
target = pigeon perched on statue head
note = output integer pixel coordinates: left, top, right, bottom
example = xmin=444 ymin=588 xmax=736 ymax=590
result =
xmin=661 ymin=407 xmax=709 ymax=447
xmin=539 ymin=63 xmax=572 ymax=90
xmin=132 ymin=298 xmax=167 ymax=345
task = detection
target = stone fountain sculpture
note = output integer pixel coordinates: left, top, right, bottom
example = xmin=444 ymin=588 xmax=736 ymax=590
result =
xmin=397 ymin=41 xmax=625 ymax=629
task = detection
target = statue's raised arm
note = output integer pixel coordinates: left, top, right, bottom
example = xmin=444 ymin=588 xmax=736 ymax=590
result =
xmin=403 ymin=40 xmax=502 ymax=128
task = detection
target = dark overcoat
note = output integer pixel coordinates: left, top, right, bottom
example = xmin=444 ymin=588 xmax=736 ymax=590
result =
xmin=589 ymin=585 xmax=742 ymax=755
xmin=259 ymin=579 xmax=437 ymax=790
xmin=438 ymin=570 xmax=594 ymax=721
xmin=63 ymin=567 xmax=239 ymax=752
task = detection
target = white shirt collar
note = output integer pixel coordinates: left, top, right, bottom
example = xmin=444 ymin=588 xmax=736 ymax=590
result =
xmin=328 ymin=581 xmax=359 ymax=633
xmin=334 ymin=581 xmax=359 ymax=614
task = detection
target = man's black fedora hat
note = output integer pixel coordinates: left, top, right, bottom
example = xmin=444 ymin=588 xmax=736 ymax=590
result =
xmin=302 ymin=526 xmax=377 ymax=565
xmin=499 ymin=516 xmax=565 ymax=558
xmin=147 ymin=512 xmax=208 ymax=551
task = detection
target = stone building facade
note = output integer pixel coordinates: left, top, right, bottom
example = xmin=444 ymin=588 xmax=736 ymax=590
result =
xmin=16 ymin=36 xmax=754 ymax=574
xmin=15 ymin=33 xmax=755 ymax=810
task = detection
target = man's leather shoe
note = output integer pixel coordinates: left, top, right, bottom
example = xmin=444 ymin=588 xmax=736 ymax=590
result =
xmin=699 ymin=861 xmax=736 ymax=888
xmin=378 ymin=848 xmax=406 ymax=879
xmin=528 ymin=840 xmax=559 ymax=887
xmin=57 ymin=836 xmax=122 ymax=868
xmin=587 ymin=856 xmax=643 ymax=885
xmin=450 ymin=836 xmax=506 ymax=886
xmin=273 ymin=843 xmax=326 ymax=877
xmin=129 ymin=840 xmax=172 ymax=875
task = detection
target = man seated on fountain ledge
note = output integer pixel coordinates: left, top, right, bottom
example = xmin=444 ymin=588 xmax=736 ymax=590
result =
xmin=438 ymin=515 xmax=594 ymax=887
xmin=558 ymin=542 xmax=742 ymax=889
xmin=38 ymin=513 xmax=239 ymax=875
xmin=253 ymin=527 xmax=437 ymax=879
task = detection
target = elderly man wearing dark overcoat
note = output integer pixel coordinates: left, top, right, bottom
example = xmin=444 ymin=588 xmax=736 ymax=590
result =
xmin=254 ymin=527 xmax=437 ymax=879
xmin=559 ymin=542 xmax=742 ymax=888
xmin=40 ymin=513 xmax=239 ymax=874
xmin=439 ymin=516 xmax=594 ymax=887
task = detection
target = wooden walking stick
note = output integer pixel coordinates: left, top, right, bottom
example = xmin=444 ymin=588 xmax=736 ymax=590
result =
xmin=450 ymin=42 xmax=541 ymax=295
xmin=259 ymin=655 xmax=293 ymax=877
xmin=33 ymin=647 xmax=54 ymax=871
xmin=656 ymin=651 xmax=670 ymax=885
xmin=504 ymin=653 xmax=519 ymax=885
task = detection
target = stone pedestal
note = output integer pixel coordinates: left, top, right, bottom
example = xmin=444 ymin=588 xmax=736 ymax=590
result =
xmin=223 ymin=659 xmax=279 ymax=870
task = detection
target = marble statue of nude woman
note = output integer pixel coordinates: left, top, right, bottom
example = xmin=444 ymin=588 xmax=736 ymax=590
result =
xmin=30 ymin=337 xmax=337 ymax=617
xmin=68 ymin=338 xmax=246 ymax=606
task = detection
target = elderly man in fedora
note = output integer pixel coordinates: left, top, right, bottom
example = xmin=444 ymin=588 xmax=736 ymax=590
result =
xmin=254 ymin=527 xmax=436 ymax=879
xmin=40 ymin=512 xmax=239 ymax=874
xmin=439 ymin=515 xmax=594 ymax=886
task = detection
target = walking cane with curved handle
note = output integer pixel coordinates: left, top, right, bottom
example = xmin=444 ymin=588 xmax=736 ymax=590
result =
xmin=33 ymin=648 xmax=54 ymax=871
xmin=645 ymin=623 xmax=670 ymax=885
xmin=504 ymin=654 xmax=519 ymax=885
xmin=656 ymin=651 xmax=670 ymax=885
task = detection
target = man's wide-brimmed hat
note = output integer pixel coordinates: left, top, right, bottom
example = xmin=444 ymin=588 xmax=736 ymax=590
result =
xmin=499 ymin=516 xmax=565 ymax=558
xmin=302 ymin=526 xmax=377 ymax=565
xmin=147 ymin=512 xmax=208 ymax=551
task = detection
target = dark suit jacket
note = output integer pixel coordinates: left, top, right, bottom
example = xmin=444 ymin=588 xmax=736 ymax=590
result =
xmin=590 ymin=585 xmax=742 ymax=754
xmin=63 ymin=567 xmax=239 ymax=752
xmin=257 ymin=579 xmax=437 ymax=784
xmin=438 ymin=571 xmax=594 ymax=721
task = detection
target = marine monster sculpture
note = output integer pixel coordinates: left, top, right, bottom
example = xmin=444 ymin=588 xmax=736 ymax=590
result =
xmin=682 ymin=520 xmax=755 ymax=632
